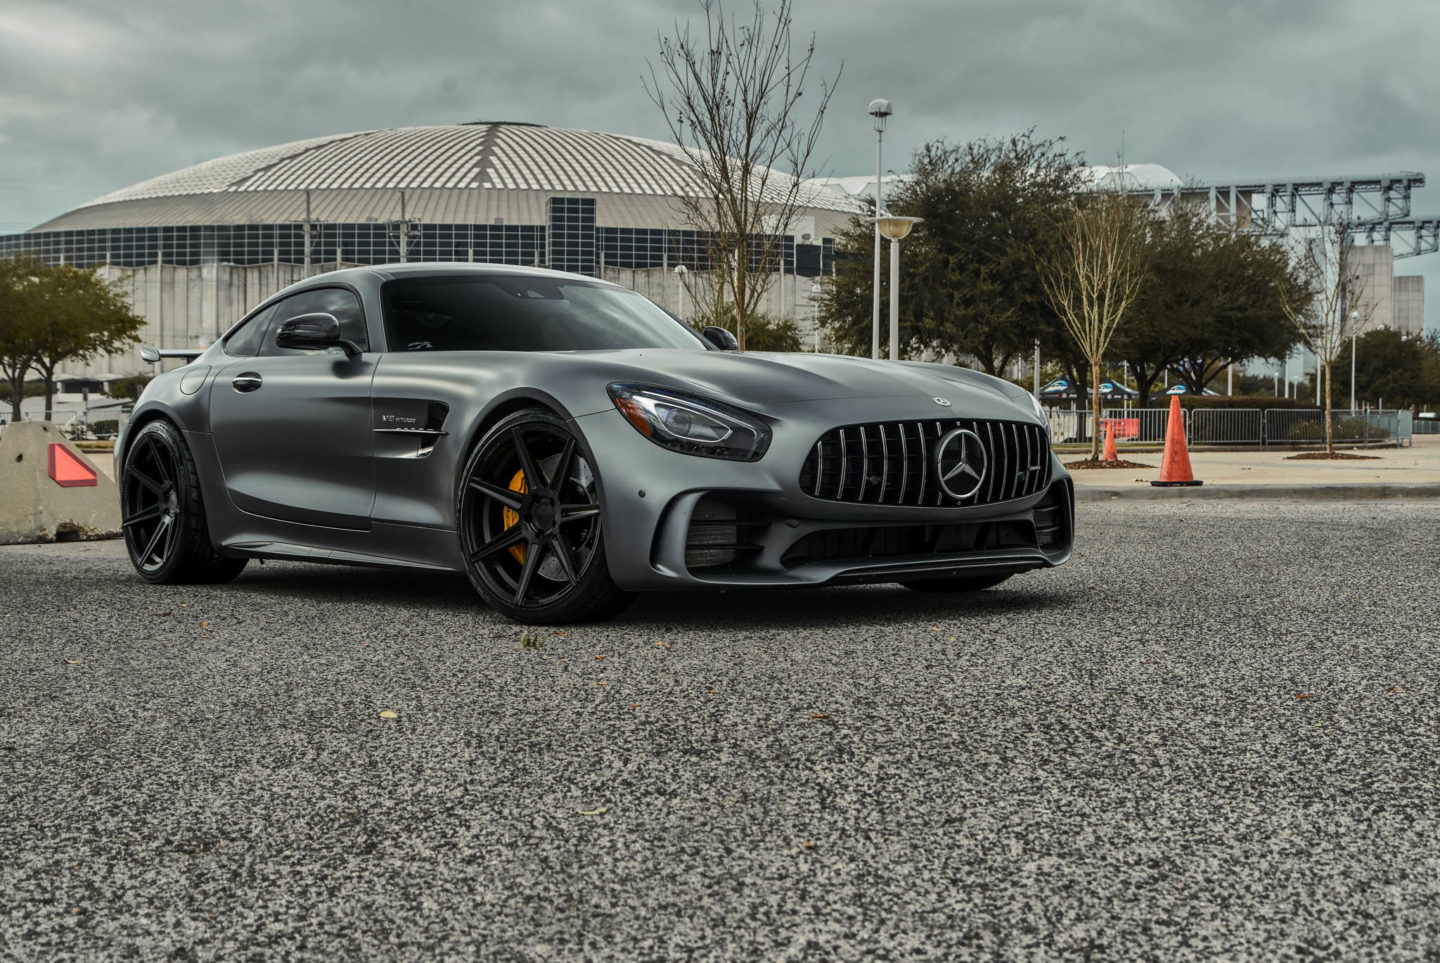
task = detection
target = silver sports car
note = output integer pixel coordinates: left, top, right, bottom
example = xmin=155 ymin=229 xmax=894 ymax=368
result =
xmin=117 ymin=263 xmax=1072 ymax=623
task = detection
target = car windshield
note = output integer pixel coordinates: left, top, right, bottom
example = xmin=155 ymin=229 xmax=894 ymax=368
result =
xmin=380 ymin=275 xmax=707 ymax=352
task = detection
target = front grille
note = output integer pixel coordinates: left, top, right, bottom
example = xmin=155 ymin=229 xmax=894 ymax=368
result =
xmin=799 ymin=419 xmax=1050 ymax=507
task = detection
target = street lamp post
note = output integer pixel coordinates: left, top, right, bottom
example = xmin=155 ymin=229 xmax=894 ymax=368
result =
xmin=872 ymin=215 xmax=922 ymax=361
xmin=1349 ymin=310 xmax=1359 ymax=411
xmin=868 ymin=99 xmax=892 ymax=361
xmin=674 ymin=263 xmax=688 ymax=322
xmin=810 ymin=283 xmax=823 ymax=352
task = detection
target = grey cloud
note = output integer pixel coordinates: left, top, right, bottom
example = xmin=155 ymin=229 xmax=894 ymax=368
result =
xmin=1 ymin=0 xmax=1436 ymax=327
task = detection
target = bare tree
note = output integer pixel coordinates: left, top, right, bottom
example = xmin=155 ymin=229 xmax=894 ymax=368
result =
xmin=1038 ymin=192 xmax=1150 ymax=460
xmin=645 ymin=0 xmax=839 ymax=348
xmin=1277 ymin=220 xmax=1375 ymax=455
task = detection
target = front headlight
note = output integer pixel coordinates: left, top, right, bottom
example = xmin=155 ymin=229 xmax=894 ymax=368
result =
xmin=607 ymin=383 xmax=771 ymax=461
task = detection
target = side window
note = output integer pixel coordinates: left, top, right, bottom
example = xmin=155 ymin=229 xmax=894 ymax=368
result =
xmin=260 ymin=288 xmax=368 ymax=357
xmin=222 ymin=304 xmax=276 ymax=357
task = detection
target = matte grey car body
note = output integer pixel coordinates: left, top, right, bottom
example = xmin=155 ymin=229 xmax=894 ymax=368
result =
xmin=117 ymin=263 xmax=1073 ymax=622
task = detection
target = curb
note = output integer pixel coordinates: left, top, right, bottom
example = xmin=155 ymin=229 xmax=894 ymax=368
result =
xmin=1076 ymin=483 xmax=1440 ymax=502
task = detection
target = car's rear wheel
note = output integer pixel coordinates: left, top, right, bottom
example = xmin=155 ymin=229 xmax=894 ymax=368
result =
xmin=121 ymin=419 xmax=248 ymax=584
xmin=899 ymin=573 xmax=1013 ymax=593
xmin=458 ymin=409 xmax=633 ymax=624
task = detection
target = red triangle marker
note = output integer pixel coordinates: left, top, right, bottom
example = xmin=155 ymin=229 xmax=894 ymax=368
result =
xmin=48 ymin=443 xmax=98 ymax=488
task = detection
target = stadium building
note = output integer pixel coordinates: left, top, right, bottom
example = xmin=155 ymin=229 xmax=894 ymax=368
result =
xmin=1 ymin=122 xmax=859 ymax=379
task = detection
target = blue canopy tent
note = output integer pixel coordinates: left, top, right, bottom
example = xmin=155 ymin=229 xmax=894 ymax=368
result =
xmin=1039 ymin=377 xmax=1139 ymax=404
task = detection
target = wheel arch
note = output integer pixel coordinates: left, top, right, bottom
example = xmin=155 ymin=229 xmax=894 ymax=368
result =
xmin=457 ymin=389 xmax=579 ymax=470
xmin=117 ymin=403 xmax=186 ymax=470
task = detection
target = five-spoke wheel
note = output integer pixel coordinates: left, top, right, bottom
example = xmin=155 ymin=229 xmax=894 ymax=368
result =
xmin=458 ymin=409 xmax=632 ymax=624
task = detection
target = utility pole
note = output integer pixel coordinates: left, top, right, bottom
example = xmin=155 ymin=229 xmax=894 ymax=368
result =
xmin=868 ymin=99 xmax=892 ymax=361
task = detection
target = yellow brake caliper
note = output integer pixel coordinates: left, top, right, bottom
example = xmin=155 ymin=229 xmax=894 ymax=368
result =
xmin=502 ymin=469 xmax=528 ymax=563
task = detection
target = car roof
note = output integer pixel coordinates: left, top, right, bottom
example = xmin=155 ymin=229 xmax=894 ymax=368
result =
xmin=293 ymin=262 xmax=621 ymax=288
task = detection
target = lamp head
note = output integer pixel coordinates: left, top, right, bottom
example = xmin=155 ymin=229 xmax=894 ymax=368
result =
xmin=868 ymin=98 xmax=892 ymax=132
xmin=871 ymin=215 xmax=922 ymax=241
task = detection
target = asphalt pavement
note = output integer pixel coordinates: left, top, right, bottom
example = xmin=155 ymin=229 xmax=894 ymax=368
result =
xmin=2 ymin=499 xmax=1438 ymax=960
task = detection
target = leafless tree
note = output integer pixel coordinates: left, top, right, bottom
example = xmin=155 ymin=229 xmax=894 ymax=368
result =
xmin=645 ymin=0 xmax=839 ymax=348
xmin=1278 ymin=220 xmax=1376 ymax=455
xmin=1038 ymin=192 xmax=1150 ymax=460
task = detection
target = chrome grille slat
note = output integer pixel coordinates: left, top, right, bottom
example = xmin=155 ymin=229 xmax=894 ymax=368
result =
xmin=917 ymin=424 xmax=928 ymax=504
xmin=898 ymin=423 xmax=909 ymax=504
xmin=852 ymin=428 xmax=864 ymax=503
xmin=801 ymin=418 xmax=1050 ymax=509
xmin=878 ymin=423 xmax=890 ymax=503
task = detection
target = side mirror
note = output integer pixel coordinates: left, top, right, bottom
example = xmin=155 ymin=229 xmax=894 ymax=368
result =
xmin=275 ymin=313 xmax=361 ymax=358
xmin=701 ymin=326 xmax=740 ymax=351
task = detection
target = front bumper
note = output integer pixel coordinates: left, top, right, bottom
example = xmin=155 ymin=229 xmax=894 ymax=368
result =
xmin=576 ymin=404 xmax=1073 ymax=592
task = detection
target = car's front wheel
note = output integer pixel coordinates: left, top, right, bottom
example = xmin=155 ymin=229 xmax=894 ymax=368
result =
xmin=457 ymin=409 xmax=633 ymax=624
xmin=120 ymin=419 xmax=248 ymax=584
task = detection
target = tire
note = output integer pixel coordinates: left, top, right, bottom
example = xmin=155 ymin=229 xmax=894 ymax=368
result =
xmin=457 ymin=408 xmax=633 ymax=624
xmin=899 ymin=573 xmax=1014 ymax=593
xmin=120 ymin=419 xmax=248 ymax=585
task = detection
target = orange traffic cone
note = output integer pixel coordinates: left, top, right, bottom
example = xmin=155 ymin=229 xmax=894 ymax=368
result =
xmin=1102 ymin=423 xmax=1118 ymax=462
xmin=1151 ymin=395 xmax=1202 ymax=487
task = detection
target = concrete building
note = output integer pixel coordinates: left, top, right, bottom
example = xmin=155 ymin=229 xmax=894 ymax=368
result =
xmin=1 ymin=122 xmax=859 ymax=378
xmin=1392 ymin=275 xmax=1425 ymax=337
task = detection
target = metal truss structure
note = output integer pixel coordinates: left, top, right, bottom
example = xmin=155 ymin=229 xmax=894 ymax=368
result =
xmin=1132 ymin=172 xmax=1437 ymax=259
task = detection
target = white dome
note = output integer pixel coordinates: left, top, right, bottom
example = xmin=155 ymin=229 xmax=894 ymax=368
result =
xmin=36 ymin=123 xmax=858 ymax=232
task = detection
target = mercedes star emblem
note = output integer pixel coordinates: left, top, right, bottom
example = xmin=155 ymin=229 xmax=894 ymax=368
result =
xmin=932 ymin=397 xmax=951 ymax=407
xmin=934 ymin=428 xmax=988 ymax=500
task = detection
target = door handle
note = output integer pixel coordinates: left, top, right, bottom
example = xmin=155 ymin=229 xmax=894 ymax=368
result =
xmin=232 ymin=373 xmax=263 ymax=393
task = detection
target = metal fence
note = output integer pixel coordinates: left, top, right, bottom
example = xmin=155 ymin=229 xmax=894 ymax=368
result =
xmin=1046 ymin=406 xmax=1414 ymax=447
xmin=1264 ymin=409 xmax=1410 ymax=445
xmin=1416 ymin=416 xmax=1440 ymax=435
xmin=1190 ymin=408 xmax=1264 ymax=445
xmin=3 ymin=405 xmax=130 ymax=441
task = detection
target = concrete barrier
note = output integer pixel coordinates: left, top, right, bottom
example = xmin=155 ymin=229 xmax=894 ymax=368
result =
xmin=0 ymin=422 xmax=121 ymax=544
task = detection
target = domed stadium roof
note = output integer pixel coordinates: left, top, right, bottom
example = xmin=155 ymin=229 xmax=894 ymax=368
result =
xmin=33 ymin=123 xmax=857 ymax=232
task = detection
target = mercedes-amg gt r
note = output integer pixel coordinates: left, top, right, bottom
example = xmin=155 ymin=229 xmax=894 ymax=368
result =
xmin=117 ymin=263 xmax=1073 ymax=623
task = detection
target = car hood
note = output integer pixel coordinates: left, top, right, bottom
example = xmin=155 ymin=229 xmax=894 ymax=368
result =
xmin=550 ymin=349 xmax=1023 ymax=413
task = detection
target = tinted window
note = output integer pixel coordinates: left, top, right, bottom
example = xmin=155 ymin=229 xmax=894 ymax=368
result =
xmin=260 ymin=287 xmax=368 ymax=357
xmin=381 ymin=276 xmax=704 ymax=352
xmin=222 ymin=304 xmax=276 ymax=357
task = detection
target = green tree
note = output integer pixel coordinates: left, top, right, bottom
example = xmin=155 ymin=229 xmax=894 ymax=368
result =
xmin=691 ymin=304 xmax=804 ymax=351
xmin=1422 ymin=334 xmax=1440 ymax=407
xmin=1117 ymin=203 xmax=1306 ymax=404
xmin=106 ymin=373 xmax=154 ymax=403
xmin=818 ymin=131 xmax=1085 ymax=375
xmin=0 ymin=257 xmax=49 ymax=421
xmin=23 ymin=264 xmax=145 ymax=422
xmin=1333 ymin=329 xmax=1430 ymax=408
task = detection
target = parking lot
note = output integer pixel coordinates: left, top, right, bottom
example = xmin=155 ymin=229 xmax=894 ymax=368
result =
xmin=3 ymin=498 xmax=1438 ymax=959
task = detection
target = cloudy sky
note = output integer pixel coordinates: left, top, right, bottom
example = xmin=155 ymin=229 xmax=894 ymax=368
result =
xmin=1 ymin=0 xmax=1435 ymax=329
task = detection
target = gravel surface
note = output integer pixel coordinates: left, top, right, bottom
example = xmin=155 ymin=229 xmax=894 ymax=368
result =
xmin=2 ymin=499 xmax=1438 ymax=960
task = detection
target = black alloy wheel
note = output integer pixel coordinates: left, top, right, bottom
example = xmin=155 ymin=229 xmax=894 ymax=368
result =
xmin=458 ymin=409 xmax=632 ymax=624
xmin=121 ymin=420 xmax=247 ymax=584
